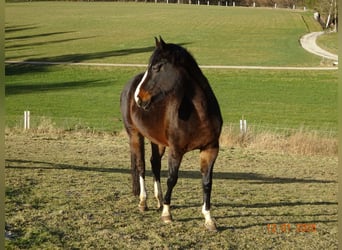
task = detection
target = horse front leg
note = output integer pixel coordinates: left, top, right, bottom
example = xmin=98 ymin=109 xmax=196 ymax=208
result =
xmin=150 ymin=143 xmax=165 ymax=210
xmin=161 ymin=149 xmax=183 ymax=223
xmin=200 ymin=147 xmax=219 ymax=231
xmin=129 ymin=131 xmax=147 ymax=212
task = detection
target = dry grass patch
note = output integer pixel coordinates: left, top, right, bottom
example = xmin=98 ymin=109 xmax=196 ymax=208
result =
xmin=220 ymin=126 xmax=337 ymax=156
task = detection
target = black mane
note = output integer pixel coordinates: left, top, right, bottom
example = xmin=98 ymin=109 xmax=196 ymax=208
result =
xmin=150 ymin=40 xmax=220 ymax=114
xmin=150 ymin=42 xmax=202 ymax=75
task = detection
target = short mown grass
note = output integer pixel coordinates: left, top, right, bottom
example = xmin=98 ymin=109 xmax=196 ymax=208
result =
xmin=5 ymin=130 xmax=338 ymax=249
xmin=316 ymin=31 xmax=338 ymax=55
xmin=5 ymin=65 xmax=338 ymax=134
xmin=5 ymin=2 xmax=337 ymax=134
xmin=6 ymin=2 xmax=322 ymax=66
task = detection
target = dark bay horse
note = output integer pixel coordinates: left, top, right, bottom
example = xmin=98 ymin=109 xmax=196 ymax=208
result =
xmin=120 ymin=37 xmax=222 ymax=231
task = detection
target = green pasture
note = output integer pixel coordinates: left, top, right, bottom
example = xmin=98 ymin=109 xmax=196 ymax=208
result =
xmin=6 ymin=2 xmax=323 ymax=66
xmin=5 ymin=65 xmax=338 ymax=133
xmin=5 ymin=2 xmax=337 ymax=134
xmin=316 ymin=32 xmax=338 ymax=55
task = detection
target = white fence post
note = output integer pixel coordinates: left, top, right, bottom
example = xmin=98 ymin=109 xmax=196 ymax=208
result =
xmin=240 ymin=117 xmax=247 ymax=135
xmin=24 ymin=111 xmax=30 ymax=130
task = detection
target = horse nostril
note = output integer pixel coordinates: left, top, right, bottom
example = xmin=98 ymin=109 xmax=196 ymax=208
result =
xmin=141 ymin=99 xmax=151 ymax=110
xmin=136 ymin=97 xmax=143 ymax=107
xmin=136 ymin=96 xmax=151 ymax=110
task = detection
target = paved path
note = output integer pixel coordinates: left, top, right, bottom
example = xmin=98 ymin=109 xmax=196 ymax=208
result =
xmin=300 ymin=31 xmax=338 ymax=61
xmin=5 ymin=60 xmax=337 ymax=70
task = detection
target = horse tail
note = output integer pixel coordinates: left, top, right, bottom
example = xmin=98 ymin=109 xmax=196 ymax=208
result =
xmin=121 ymin=75 xmax=144 ymax=196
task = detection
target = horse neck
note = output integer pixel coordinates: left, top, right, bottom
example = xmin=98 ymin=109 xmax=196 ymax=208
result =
xmin=187 ymin=66 xmax=222 ymax=120
xmin=188 ymin=66 xmax=216 ymax=101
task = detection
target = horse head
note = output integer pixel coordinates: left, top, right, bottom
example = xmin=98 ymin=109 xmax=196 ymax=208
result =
xmin=134 ymin=37 xmax=184 ymax=110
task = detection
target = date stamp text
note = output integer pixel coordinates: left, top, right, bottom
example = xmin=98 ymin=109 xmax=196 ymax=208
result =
xmin=267 ymin=223 xmax=317 ymax=234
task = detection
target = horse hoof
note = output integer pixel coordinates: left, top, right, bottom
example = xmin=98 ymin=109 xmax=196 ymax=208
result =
xmin=161 ymin=215 xmax=172 ymax=223
xmin=138 ymin=205 xmax=148 ymax=212
xmin=205 ymin=220 xmax=218 ymax=232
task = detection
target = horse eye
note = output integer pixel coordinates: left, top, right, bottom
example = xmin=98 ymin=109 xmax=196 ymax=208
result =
xmin=152 ymin=63 xmax=163 ymax=72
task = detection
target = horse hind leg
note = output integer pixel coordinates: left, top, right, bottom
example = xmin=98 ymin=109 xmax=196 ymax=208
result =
xmin=129 ymin=131 xmax=148 ymax=212
xmin=151 ymin=143 xmax=165 ymax=210
xmin=200 ymin=147 xmax=219 ymax=232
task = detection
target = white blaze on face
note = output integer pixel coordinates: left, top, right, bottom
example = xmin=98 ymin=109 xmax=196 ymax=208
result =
xmin=134 ymin=69 xmax=149 ymax=105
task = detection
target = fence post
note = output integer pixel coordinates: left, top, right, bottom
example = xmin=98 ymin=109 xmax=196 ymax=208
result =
xmin=240 ymin=116 xmax=247 ymax=135
xmin=24 ymin=111 xmax=30 ymax=130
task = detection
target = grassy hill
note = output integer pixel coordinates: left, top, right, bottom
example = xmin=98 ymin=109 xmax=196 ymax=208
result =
xmin=5 ymin=2 xmax=337 ymax=134
xmin=6 ymin=2 xmax=322 ymax=66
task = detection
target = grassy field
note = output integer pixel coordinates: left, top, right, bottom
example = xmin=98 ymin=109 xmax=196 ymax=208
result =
xmin=316 ymin=32 xmax=338 ymax=55
xmin=5 ymin=2 xmax=337 ymax=134
xmin=5 ymin=64 xmax=338 ymax=134
xmin=6 ymin=2 xmax=323 ymax=66
xmin=5 ymin=130 xmax=338 ymax=249
xmin=4 ymin=4 xmax=338 ymax=248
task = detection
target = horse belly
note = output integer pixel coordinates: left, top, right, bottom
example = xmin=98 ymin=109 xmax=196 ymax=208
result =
xmin=177 ymin=120 xmax=220 ymax=151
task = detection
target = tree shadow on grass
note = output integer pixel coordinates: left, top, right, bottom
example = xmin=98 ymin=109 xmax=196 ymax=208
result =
xmin=5 ymin=159 xmax=336 ymax=184
xmin=4 ymin=23 xmax=153 ymax=75
xmin=26 ymin=46 xmax=156 ymax=63
xmin=5 ymin=46 xmax=154 ymax=75
xmin=20 ymin=42 xmax=191 ymax=63
xmin=6 ymin=36 xmax=96 ymax=51
xmin=5 ymin=79 xmax=111 ymax=96
xmin=6 ymin=23 xmax=192 ymax=76
xmin=5 ymin=24 xmax=38 ymax=34
xmin=6 ymin=30 xmax=76 ymax=42
xmin=6 ymin=159 xmax=337 ymax=233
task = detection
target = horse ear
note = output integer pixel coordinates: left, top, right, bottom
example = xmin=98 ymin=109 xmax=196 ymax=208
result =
xmin=159 ymin=36 xmax=166 ymax=46
xmin=155 ymin=36 xmax=166 ymax=49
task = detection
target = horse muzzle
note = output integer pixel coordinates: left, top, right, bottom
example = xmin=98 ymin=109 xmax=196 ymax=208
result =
xmin=135 ymin=89 xmax=152 ymax=110
xmin=136 ymin=96 xmax=151 ymax=110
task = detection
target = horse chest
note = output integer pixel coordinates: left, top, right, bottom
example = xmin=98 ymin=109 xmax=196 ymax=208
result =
xmin=132 ymin=110 xmax=169 ymax=146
